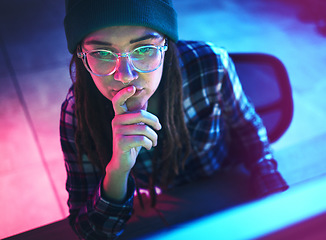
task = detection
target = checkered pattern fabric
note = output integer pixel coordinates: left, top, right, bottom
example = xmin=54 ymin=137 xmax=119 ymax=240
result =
xmin=60 ymin=40 xmax=288 ymax=239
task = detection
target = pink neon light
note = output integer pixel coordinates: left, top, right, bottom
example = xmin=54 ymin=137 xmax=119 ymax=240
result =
xmin=134 ymin=187 xmax=162 ymax=197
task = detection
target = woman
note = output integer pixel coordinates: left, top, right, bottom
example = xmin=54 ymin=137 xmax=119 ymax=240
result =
xmin=61 ymin=0 xmax=289 ymax=239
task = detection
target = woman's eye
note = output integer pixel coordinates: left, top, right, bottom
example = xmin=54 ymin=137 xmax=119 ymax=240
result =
xmin=90 ymin=51 xmax=114 ymax=59
xmin=134 ymin=47 xmax=154 ymax=56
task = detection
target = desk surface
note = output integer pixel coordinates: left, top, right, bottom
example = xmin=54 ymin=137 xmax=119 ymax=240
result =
xmin=4 ymin=167 xmax=254 ymax=240
xmin=144 ymin=176 xmax=326 ymax=240
xmin=5 ymin=172 xmax=326 ymax=240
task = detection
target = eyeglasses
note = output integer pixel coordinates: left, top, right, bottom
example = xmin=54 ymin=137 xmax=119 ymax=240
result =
xmin=77 ymin=40 xmax=168 ymax=77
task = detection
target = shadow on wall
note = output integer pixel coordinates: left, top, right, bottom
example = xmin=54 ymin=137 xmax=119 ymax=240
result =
xmin=272 ymin=0 xmax=326 ymax=36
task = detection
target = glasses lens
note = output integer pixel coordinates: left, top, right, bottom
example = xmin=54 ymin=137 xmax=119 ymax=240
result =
xmin=86 ymin=50 xmax=117 ymax=76
xmin=131 ymin=46 xmax=162 ymax=72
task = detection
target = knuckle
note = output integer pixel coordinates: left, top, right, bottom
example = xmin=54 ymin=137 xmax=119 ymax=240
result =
xmin=142 ymin=124 xmax=150 ymax=132
xmin=141 ymin=136 xmax=154 ymax=148
xmin=139 ymin=109 xmax=147 ymax=118
xmin=111 ymin=116 xmax=120 ymax=126
xmin=137 ymin=135 xmax=146 ymax=143
xmin=138 ymin=136 xmax=149 ymax=146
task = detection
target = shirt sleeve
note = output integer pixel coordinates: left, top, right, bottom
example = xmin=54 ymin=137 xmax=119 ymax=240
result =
xmin=179 ymin=41 xmax=288 ymax=197
xmin=217 ymin=48 xmax=289 ymax=197
xmin=60 ymin=86 xmax=135 ymax=240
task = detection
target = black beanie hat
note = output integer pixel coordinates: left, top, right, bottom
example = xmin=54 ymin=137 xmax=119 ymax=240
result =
xmin=64 ymin=0 xmax=178 ymax=54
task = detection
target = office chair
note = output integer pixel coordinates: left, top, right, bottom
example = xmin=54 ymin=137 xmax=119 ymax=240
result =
xmin=230 ymin=53 xmax=293 ymax=143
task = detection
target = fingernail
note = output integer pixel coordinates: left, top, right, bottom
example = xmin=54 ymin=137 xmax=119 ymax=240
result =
xmin=127 ymin=86 xmax=135 ymax=92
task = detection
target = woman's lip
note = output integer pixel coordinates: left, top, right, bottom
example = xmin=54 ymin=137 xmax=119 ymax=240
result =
xmin=111 ymin=87 xmax=144 ymax=96
xmin=112 ymin=86 xmax=143 ymax=92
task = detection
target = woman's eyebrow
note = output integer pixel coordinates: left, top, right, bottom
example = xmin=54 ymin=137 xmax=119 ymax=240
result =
xmin=84 ymin=40 xmax=112 ymax=46
xmin=129 ymin=33 xmax=162 ymax=44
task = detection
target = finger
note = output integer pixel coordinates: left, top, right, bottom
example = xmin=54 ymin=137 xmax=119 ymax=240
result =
xmin=117 ymin=135 xmax=154 ymax=151
xmin=112 ymin=86 xmax=136 ymax=115
xmin=116 ymin=124 xmax=159 ymax=147
xmin=112 ymin=110 xmax=162 ymax=131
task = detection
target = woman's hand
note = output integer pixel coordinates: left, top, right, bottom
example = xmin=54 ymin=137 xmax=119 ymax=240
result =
xmin=109 ymin=85 xmax=162 ymax=173
xmin=102 ymin=85 xmax=161 ymax=202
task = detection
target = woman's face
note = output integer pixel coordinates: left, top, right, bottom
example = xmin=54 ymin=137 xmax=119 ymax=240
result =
xmin=81 ymin=26 xmax=166 ymax=111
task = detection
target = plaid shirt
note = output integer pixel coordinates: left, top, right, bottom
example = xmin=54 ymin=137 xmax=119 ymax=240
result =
xmin=60 ymin=40 xmax=288 ymax=239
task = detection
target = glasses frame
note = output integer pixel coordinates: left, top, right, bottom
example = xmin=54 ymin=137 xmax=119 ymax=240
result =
xmin=77 ymin=39 xmax=168 ymax=77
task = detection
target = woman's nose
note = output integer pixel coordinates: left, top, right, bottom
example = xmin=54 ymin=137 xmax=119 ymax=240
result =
xmin=113 ymin=57 xmax=138 ymax=83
